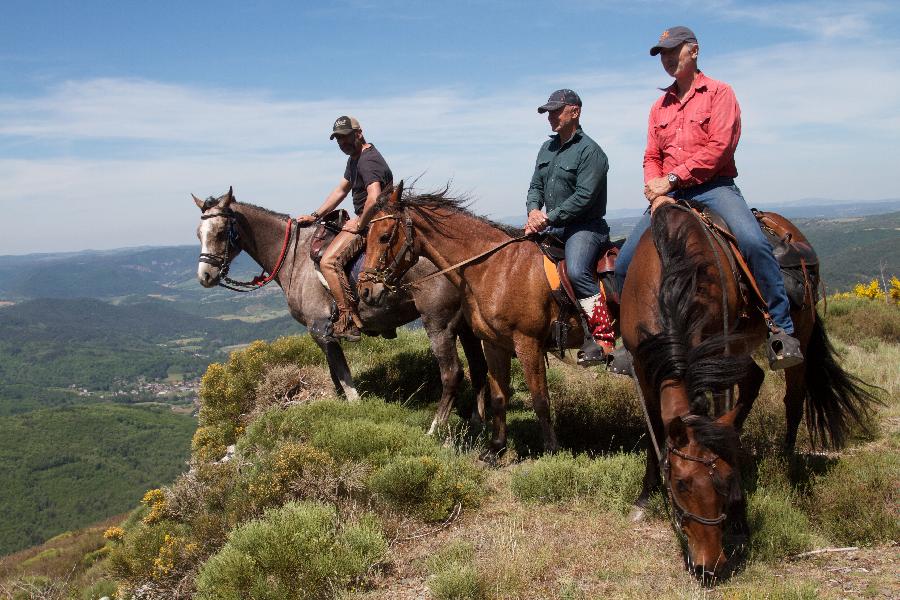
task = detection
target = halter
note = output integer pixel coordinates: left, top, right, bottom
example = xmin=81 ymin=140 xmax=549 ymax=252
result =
xmin=662 ymin=436 xmax=729 ymax=528
xmin=199 ymin=208 xmax=294 ymax=293
xmin=357 ymin=212 xmax=418 ymax=293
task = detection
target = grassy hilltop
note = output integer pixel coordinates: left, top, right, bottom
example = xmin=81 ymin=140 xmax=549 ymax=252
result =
xmin=3 ymin=294 xmax=897 ymax=599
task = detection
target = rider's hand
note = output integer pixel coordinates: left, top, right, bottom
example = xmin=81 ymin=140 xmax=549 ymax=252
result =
xmin=526 ymin=209 xmax=548 ymax=234
xmin=342 ymin=218 xmax=360 ymax=234
xmin=296 ymin=214 xmax=317 ymax=226
xmin=650 ymin=195 xmax=675 ymax=215
xmin=646 ymin=176 xmax=673 ymax=198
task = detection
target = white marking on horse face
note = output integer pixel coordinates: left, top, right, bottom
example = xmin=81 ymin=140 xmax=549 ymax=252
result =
xmin=197 ymin=216 xmax=222 ymax=283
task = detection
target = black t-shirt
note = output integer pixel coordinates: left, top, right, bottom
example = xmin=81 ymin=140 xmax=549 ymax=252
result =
xmin=343 ymin=145 xmax=393 ymax=215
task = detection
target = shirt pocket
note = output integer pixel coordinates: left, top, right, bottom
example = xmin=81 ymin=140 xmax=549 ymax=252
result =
xmin=688 ymin=110 xmax=711 ymax=142
xmin=553 ymin=160 xmax=579 ymax=192
xmin=653 ymin=116 xmax=676 ymax=150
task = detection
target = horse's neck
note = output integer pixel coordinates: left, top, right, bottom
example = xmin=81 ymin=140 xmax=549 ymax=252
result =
xmin=411 ymin=208 xmax=514 ymax=276
xmin=660 ymin=379 xmax=692 ymax=424
xmin=233 ymin=202 xmax=294 ymax=276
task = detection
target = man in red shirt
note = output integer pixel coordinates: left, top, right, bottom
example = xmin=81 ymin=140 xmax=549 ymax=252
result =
xmin=613 ymin=26 xmax=802 ymax=370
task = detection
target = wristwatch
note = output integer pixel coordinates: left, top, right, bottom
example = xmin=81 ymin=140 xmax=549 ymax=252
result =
xmin=310 ymin=211 xmax=321 ymax=220
xmin=667 ymin=173 xmax=679 ymax=187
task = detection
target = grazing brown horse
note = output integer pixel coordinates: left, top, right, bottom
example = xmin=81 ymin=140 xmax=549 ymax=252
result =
xmin=620 ymin=202 xmax=878 ymax=581
xmin=193 ymin=188 xmax=488 ymax=434
xmin=359 ymin=183 xmax=598 ymax=455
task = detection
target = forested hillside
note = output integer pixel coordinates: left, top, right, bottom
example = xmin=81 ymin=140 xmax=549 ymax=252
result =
xmin=0 ymin=404 xmax=196 ymax=555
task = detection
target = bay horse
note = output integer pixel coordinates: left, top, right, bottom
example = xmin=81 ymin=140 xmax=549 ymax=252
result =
xmin=621 ymin=202 xmax=879 ymax=581
xmin=193 ymin=188 xmax=488 ymax=435
xmin=358 ymin=183 xmax=596 ymax=455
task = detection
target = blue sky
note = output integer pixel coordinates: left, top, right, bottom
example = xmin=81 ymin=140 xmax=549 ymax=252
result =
xmin=2 ymin=0 xmax=899 ymax=253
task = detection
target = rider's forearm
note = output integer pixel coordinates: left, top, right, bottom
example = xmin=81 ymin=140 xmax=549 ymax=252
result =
xmin=312 ymin=188 xmax=347 ymax=217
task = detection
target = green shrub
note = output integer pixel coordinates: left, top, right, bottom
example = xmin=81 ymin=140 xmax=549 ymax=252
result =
xmin=80 ymin=578 xmax=118 ymax=600
xmin=510 ymin=452 xmax=643 ymax=513
xmin=370 ymin=453 xmax=484 ymax=521
xmin=194 ymin=501 xmax=386 ymax=600
xmin=823 ymin=296 xmax=900 ymax=344
xmin=195 ymin=336 xmax=325 ymax=452
xmin=806 ymin=451 xmax=899 ymax=544
xmin=426 ymin=540 xmax=485 ymax=600
xmin=311 ymin=419 xmax=431 ymax=465
xmin=747 ymin=488 xmax=814 ymax=562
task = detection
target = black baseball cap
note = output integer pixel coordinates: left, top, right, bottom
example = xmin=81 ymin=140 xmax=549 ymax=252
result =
xmin=537 ymin=89 xmax=582 ymax=113
xmin=650 ymin=26 xmax=697 ymax=56
xmin=329 ymin=115 xmax=361 ymax=139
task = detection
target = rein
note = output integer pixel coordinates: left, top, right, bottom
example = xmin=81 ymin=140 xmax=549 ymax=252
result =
xmin=199 ymin=209 xmax=295 ymax=293
xmin=359 ymin=210 xmax=530 ymax=291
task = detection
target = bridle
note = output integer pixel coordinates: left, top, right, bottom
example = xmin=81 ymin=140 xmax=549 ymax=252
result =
xmin=662 ymin=433 xmax=729 ymax=528
xmin=199 ymin=208 xmax=294 ymax=293
xmin=357 ymin=211 xmax=418 ymax=294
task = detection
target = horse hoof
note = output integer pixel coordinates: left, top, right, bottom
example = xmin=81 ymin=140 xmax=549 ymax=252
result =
xmin=628 ymin=506 xmax=647 ymax=523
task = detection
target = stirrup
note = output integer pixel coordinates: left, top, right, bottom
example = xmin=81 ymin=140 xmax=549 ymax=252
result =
xmin=607 ymin=347 xmax=634 ymax=377
xmin=767 ymin=331 xmax=803 ymax=370
xmin=577 ymin=338 xmax=612 ymax=367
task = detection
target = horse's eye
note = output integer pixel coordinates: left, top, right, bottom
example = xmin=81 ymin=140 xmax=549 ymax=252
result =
xmin=379 ymin=233 xmax=391 ymax=243
xmin=676 ymin=478 xmax=691 ymax=494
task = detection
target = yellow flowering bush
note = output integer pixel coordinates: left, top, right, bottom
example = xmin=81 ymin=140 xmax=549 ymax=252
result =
xmin=853 ymin=279 xmax=886 ymax=301
xmin=141 ymin=488 xmax=168 ymax=525
xmin=103 ymin=526 xmax=126 ymax=542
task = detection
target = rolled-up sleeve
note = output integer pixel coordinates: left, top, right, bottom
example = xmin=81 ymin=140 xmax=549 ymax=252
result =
xmin=547 ymin=146 xmax=607 ymax=225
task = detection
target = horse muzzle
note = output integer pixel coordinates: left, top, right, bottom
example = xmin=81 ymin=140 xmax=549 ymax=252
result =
xmin=197 ymin=263 xmax=222 ymax=288
xmin=359 ymin=280 xmax=387 ymax=307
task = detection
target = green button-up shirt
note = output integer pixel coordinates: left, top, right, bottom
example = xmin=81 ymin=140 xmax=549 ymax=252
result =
xmin=526 ymin=127 xmax=609 ymax=225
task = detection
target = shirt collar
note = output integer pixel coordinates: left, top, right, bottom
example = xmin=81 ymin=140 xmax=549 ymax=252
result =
xmin=550 ymin=126 xmax=583 ymax=147
xmin=663 ymin=71 xmax=708 ymax=100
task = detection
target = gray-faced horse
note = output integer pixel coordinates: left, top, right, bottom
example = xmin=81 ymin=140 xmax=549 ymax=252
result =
xmin=194 ymin=187 xmax=487 ymax=433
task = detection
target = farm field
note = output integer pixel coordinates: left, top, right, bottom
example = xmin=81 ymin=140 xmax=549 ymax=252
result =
xmin=2 ymin=294 xmax=896 ymax=599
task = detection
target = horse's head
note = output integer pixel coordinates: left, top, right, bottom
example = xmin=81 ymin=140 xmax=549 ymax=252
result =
xmin=359 ymin=181 xmax=419 ymax=306
xmin=193 ymin=187 xmax=242 ymax=288
xmin=664 ymin=405 xmax=743 ymax=584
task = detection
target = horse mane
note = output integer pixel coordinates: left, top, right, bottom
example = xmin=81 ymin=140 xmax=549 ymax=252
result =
xmin=682 ymin=414 xmax=743 ymax=502
xmin=375 ymin=184 xmax=523 ymax=238
xmin=634 ymin=205 xmax=753 ymax=415
xmin=205 ymin=194 xmax=290 ymax=221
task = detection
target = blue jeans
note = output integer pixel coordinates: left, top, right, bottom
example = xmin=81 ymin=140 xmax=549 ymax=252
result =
xmin=546 ymin=218 xmax=610 ymax=299
xmin=614 ymin=179 xmax=794 ymax=333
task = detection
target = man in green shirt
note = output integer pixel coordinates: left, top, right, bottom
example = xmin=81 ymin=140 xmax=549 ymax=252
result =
xmin=525 ymin=89 xmax=615 ymax=365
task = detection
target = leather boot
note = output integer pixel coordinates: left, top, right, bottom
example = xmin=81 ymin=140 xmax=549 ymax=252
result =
xmin=576 ymin=292 xmax=615 ymax=366
xmin=333 ymin=305 xmax=362 ymax=342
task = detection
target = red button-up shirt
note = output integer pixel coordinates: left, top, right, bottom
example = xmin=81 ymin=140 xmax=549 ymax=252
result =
xmin=643 ymin=71 xmax=741 ymax=186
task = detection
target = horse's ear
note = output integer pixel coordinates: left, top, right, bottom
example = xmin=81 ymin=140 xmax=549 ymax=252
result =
xmin=389 ymin=180 xmax=404 ymax=205
xmin=716 ymin=404 xmax=742 ymax=428
xmin=223 ymin=186 xmax=234 ymax=207
xmin=666 ymin=416 xmax=690 ymax=448
xmin=192 ymin=194 xmax=204 ymax=209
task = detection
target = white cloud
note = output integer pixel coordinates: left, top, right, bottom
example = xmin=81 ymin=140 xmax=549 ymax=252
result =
xmin=1 ymin=19 xmax=898 ymax=253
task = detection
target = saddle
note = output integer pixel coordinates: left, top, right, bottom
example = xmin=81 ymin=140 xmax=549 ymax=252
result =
xmin=538 ymin=234 xmax=621 ymax=358
xmin=309 ymin=209 xmax=350 ymax=264
xmin=689 ymin=202 xmax=821 ymax=314
xmin=539 ymin=234 xmax=621 ymax=305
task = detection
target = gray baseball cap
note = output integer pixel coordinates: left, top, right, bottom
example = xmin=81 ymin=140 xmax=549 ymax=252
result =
xmin=650 ymin=26 xmax=697 ymax=56
xmin=329 ymin=115 xmax=361 ymax=139
xmin=537 ymin=89 xmax=582 ymax=113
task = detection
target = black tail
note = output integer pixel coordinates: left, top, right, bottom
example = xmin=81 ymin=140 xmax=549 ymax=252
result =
xmin=803 ymin=315 xmax=882 ymax=448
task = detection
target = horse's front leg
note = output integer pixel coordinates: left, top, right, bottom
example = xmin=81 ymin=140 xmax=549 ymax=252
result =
xmin=482 ymin=342 xmax=512 ymax=458
xmin=458 ymin=320 xmax=488 ymax=424
xmin=514 ymin=336 xmax=559 ymax=453
xmin=630 ymin=372 xmax=662 ymax=522
xmin=311 ymin=331 xmax=359 ymax=402
xmin=735 ymin=361 xmax=764 ymax=432
xmin=422 ymin=320 xmax=464 ymax=437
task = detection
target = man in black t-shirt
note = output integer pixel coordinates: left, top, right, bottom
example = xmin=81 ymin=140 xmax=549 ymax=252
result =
xmin=296 ymin=116 xmax=394 ymax=341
